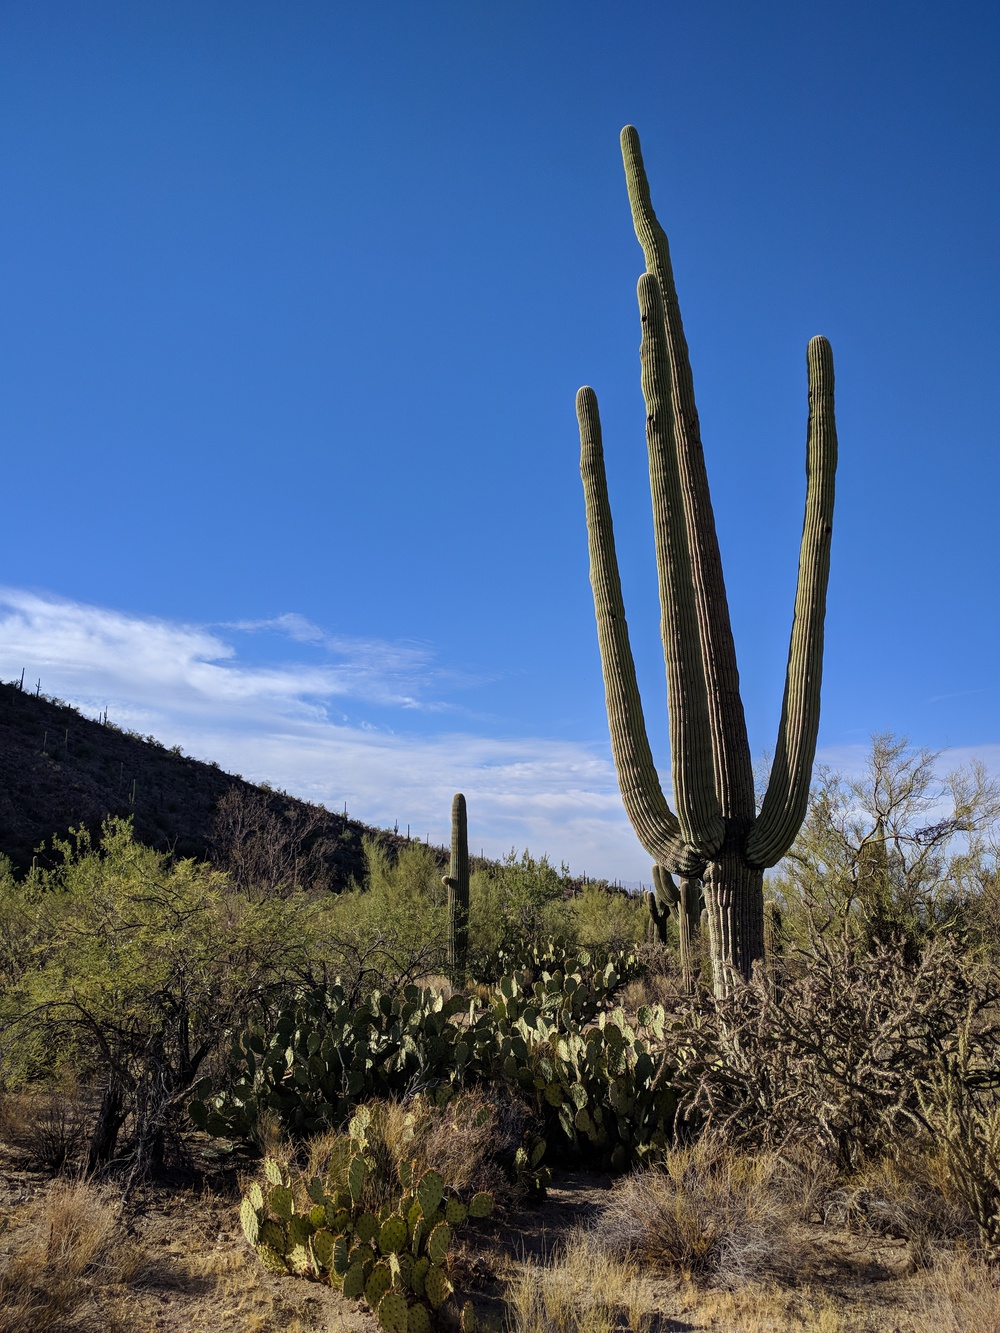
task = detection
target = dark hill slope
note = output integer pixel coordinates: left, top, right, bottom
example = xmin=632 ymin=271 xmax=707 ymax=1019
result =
xmin=0 ymin=679 xmax=407 ymax=886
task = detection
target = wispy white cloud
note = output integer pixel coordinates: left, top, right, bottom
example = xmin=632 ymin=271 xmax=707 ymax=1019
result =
xmin=7 ymin=589 xmax=995 ymax=886
xmin=0 ymin=588 xmax=646 ymax=880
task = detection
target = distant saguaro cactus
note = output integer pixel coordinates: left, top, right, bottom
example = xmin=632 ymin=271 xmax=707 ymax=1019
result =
xmin=442 ymin=792 xmax=469 ymax=975
xmin=578 ymin=126 xmax=838 ymax=994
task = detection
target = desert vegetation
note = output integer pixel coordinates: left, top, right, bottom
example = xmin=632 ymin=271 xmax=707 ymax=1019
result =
xmin=0 ymin=736 xmax=999 ymax=1331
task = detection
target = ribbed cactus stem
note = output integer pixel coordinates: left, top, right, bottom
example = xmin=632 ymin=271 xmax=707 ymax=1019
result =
xmin=621 ymin=125 xmax=754 ymax=825
xmin=745 ymin=336 xmax=837 ymax=868
xmin=638 ymin=274 xmax=724 ymax=858
xmin=578 ymin=388 xmax=699 ymax=874
xmin=648 ymin=863 xmax=701 ymax=993
xmin=443 ymin=793 xmax=469 ymax=976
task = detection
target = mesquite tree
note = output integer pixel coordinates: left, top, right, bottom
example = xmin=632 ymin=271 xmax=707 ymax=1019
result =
xmin=577 ymin=126 xmax=838 ymax=994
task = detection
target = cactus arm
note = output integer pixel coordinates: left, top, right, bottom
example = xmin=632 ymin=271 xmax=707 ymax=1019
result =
xmin=746 ymin=337 xmax=837 ymax=868
xmin=638 ymin=274 xmax=724 ymax=858
xmin=621 ymin=126 xmax=754 ymax=825
xmin=577 ymin=386 xmax=699 ymax=874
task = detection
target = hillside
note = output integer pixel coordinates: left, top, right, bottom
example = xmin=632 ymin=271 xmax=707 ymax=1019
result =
xmin=0 ymin=678 xmax=410 ymax=887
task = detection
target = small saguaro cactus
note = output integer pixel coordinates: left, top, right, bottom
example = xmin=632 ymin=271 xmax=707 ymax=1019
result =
xmin=647 ymin=864 xmax=703 ymax=994
xmin=442 ymin=793 xmax=470 ymax=975
xmin=577 ymin=126 xmax=838 ymax=994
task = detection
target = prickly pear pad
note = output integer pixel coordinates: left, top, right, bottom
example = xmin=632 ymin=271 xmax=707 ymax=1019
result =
xmin=378 ymin=1290 xmax=409 ymax=1332
xmin=424 ymin=1264 xmax=453 ymax=1309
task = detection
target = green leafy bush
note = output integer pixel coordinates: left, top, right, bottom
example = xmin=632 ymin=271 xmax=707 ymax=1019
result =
xmin=0 ymin=819 xmax=322 ymax=1179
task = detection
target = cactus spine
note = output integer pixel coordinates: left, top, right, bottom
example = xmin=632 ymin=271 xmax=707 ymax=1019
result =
xmin=443 ymin=793 xmax=469 ymax=975
xmin=578 ymin=126 xmax=838 ymax=994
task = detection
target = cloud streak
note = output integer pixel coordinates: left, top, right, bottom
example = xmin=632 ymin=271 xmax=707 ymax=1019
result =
xmin=0 ymin=588 xmax=647 ymax=880
xmin=5 ymin=588 xmax=996 ymax=886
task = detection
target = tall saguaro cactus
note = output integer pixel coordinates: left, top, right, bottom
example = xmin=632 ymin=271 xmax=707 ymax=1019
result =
xmin=442 ymin=792 xmax=470 ymax=976
xmin=577 ymin=126 xmax=838 ymax=994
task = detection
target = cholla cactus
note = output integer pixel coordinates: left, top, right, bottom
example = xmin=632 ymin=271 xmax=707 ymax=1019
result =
xmin=578 ymin=126 xmax=838 ymax=993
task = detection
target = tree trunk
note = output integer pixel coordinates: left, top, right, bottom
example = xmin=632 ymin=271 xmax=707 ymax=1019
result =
xmin=87 ymin=1074 xmax=127 ymax=1171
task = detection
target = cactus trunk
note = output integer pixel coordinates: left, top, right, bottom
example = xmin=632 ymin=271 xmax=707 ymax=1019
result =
xmin=578 ymin=127 xmax=838 ymax=996
xmin=443 ymin=793 xmax=469 ymax=976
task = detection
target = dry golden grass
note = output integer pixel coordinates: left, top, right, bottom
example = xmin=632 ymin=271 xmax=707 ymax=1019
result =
xmin=506 ymin=1233 xmax=657 ymax=1333
xmin=592 ymin=1142 xmax=803 ymax=1286
xmin=0 ymin=1177 xmax=144 ymax=1332
xmin=907 ymin=1251 xmax=1000 ymax=1333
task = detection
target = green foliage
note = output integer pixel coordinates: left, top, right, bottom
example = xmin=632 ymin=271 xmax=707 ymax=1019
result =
xmin=0 ymin=818 xmax=320 ymax=1176
xmin=196 ymin=941 xmax=671 ymax=1169
xmin=570 ymin=883 xmax=647 ymax=949
xmin=239 ymin=1106 xmax=493 ymax=1329
xmin=326 ymin=837 xmax=448 ymax=966
xmin=770 ymin=733 xmax=1000 ymax=952
xmin=468 ymin=849 xmax=574 ymax=972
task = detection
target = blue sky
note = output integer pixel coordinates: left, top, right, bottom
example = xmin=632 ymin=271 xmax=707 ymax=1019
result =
xmin=1 ymin=2 xmax=997 ymax=881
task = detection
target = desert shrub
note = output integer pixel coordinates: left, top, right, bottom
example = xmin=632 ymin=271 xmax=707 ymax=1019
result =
xmin=918 ymin=1019 xmax=1000 ymax=1257
xmin=0 ymin=1178 xmax=144 ymax=1332
xmin=770 ymin=733 xmax=1000 ymax=952
xmin=506 ymin=1235 xmax=655 ymax=1333
xmin=209 ymin=784 xmax=334 ymax=896
xmin=0 ymin=1080 xmax=87 ymax=1172
xmin=665 ymin=929 xmax=1000 ymax=1170
xmin=468 ymin=849 xmax=576 ymax=975
xmin=821 ymin=1154 xmax=977 ymax=1264
xmin=570 ymin=883 xmax=647 ymax=950
xmin=324 ymin=837 xmax=449 ymax=969
xmin=0 ymin=818 xmax=324 ymax=1183
xmin=591 ymin=1143 xmax=799 ymax=1286
xmin=910 ymin=1252 xmax=1000 ymax=1332
xmin=408 ymin=1090 xmax=543 ymax=1204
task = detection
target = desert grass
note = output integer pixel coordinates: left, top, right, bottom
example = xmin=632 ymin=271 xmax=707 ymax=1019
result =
xmin=907 ymin=1250 xmax=1000 ymax=1332
xmin=591 ymin=1142 xmax=804 ymax=1286
xmin=505 ymin=1233 xmax=656 ymax=1332
xmin=0 ymin=1177 xmax=144 ymax=1332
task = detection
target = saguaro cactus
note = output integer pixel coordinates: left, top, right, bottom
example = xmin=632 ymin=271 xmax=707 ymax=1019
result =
xmin=647 ymin=864 xmax=703 ymax=993
xmin=577 ymin=126 xmax=837 ymax=994
xmin=442 ymin=792 xmax=469 ymax=975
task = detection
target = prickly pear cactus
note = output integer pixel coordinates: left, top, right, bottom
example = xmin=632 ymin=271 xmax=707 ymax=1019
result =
xmin=240 ymin=1123 xmax=495 ymax=1330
